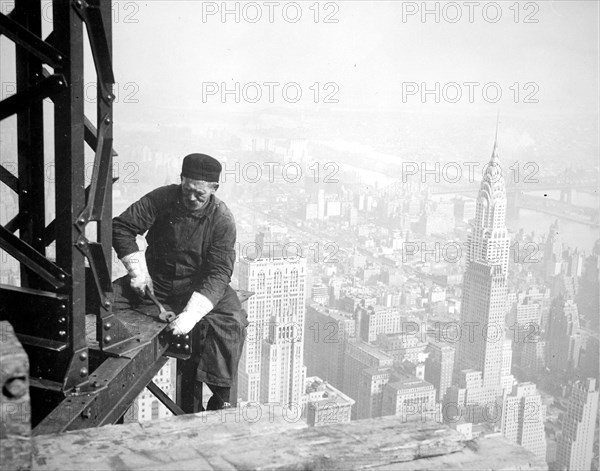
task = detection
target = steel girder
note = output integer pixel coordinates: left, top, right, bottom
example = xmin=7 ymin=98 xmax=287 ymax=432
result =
xmin=0 ymin=0 xmax=174 ymax=432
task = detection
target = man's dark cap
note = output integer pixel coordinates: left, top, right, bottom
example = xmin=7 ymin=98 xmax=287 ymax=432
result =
xmin=181 ymin=153 xmax=222 ymax=182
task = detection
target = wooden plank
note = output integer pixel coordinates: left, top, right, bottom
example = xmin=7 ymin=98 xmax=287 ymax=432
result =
xmin=0 ymin=321 xmax=32 ymax=470
xmin=32 ymin=408 xmax=467 ymax=470
xmin=31 ymin=402 xmax=548 ymax=470
xmin=376 ymin=436 xmax=548 ymax=471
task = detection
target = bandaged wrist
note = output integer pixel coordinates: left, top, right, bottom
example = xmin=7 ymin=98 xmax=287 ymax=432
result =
xmin=183 ymin=292 xmax=214 ymax=322
xmin=121 ymin=251 xmax=147 ymax=277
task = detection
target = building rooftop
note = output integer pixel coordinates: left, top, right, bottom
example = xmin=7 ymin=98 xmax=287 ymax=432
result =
xmin=307 ymin=302 xmax=354 ymax=322
xmin=305 ymin=376 xmax=355 ymax=407
xmin=387 ymin=372 xmax=433 ymax=391
xmin=348 ymin=338 xmax=394 ymax=362
xmin=363 ymin=366 xmax=393 ymax=378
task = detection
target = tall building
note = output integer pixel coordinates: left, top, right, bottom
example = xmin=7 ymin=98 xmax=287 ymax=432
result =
xmin=317 ymin=188 xmax=326 ymax=220
xmin=343 ymin=339 xmax=394 ymax=419
xmin=238 ymin=257 xmax=307 ymax=405
xmin=453 ymin=129 xmax=510 ymax=410
xmin=303 ymin=303 xmax=356 ymax=390
xmin=425 ymin=341 xmax=455 ymax=401
xmin=563 ymin=247 xmax=584 ymax=278
xmin=358 ymin=366 xmax=393 ymax=419
xmin=544 ymin=220 xmax=563 ymax=280
xmin=518 ymin=335 xmax=546 ymax=373
xmin=501 ymin=338 xmax=516 ymax=394
xmin=576 ymin=244 xmax=599 ymax=333
xmin=501 ymin=382 xmax=547 ymax=461
xmin=557 ymin=378 xmax=599 ymax=471
xmin=546 ymin=296 xmax=582 ymax=373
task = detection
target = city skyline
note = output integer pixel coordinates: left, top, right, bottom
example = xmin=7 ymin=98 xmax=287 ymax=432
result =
xmin=0 ymin=1 xmax=598 ymax=469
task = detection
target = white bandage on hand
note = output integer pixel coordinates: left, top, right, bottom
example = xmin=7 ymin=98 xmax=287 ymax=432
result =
xmin=169 ymin=292 xmax=214 ymax=336
xmin=121 ymin=251 xmax=153 ymax=297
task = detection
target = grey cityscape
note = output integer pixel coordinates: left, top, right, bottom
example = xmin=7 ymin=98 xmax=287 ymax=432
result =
xmin=0 ymin=1 xmax=598 ymax=470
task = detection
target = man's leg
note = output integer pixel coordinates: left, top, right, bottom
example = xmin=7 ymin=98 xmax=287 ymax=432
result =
xmin=193 ymin=286 xmax=248 ymax=409
xmin=206 ymin=384 xmax=230 ymax=410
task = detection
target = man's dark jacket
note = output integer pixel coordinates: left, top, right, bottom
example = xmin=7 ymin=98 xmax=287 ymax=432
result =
xmin=113 ymin=184 xmax=236 ymax=305
xmin=112 ymin=184 xmax=246 ymax=388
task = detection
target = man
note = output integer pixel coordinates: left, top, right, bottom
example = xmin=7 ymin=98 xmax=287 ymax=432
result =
xmin=112 ymin=153 xmax=247 ymax=412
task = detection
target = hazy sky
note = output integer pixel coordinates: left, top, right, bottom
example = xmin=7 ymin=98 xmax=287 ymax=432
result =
xmin=106 ymin=1 xmax=598 ymax=117
xmin=1 ymin=1 xmax=598 ymax=163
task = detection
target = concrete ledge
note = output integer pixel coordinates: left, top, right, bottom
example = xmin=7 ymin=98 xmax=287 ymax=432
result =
xmin=31 ymin=405 xmax=547 ymax=470
xmin=376 ymin=437 xmax=548 ymax=470
xmin=1 ymin=321 xmax=31 ymax=471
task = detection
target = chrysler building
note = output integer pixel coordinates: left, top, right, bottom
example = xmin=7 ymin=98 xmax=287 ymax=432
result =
xmin=446 ymin=123 xmax=514 ymax=421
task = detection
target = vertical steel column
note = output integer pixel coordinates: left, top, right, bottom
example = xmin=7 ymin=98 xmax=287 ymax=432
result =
xmin=14 ymin=0 xmax=46 ymax=289
xmin=94 ymin=0 xmax=117 ymax=350
xmin=52 ymin=1 xmax=89 ymax=389
xmin=98 ymin=0 xmax=113 ymax=294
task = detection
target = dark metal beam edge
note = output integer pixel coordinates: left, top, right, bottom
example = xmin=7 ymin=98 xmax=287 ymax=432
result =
xmin=0 ymin=13 xmax=64 ymax=68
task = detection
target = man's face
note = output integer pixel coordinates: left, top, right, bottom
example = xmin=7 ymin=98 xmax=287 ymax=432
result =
xmin=181 ymin=177 xmax=217 ymax=211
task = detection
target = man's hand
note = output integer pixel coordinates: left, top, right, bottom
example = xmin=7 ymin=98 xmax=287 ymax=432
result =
xmin=121 ymin=251 xmax=153 ymax=297
xmin=168 ymin=291 xmax=214 ymax=336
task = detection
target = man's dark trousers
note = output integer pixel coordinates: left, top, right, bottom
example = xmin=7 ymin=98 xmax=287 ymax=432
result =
xmin=111 ymin=277 xmax=247 ymax=412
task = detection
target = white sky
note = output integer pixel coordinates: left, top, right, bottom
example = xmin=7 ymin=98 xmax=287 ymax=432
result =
xmin=107 ymin=1 xmax=599 ymax=116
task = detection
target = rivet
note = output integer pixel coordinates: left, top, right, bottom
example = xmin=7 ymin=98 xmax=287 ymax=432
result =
xmin=104 ymin=117 xmax=111 ymax=124
xmin=3 ymin=377 xmax=27 ymax=399
xmin=79 ymin=352 xmax=88 ymax=361
xmin=56 ymin=55 xmax=62 ymax=61
xmin=78 ymin=217 xmax=86 ymax=224
xmin=104 ymin=322 xmax=112 ymax=330
xmin=176 ymin=343 xmax=181 ymax=348
xmin=58 ymin=317 xmax=66 ymax=323
xmin=81 ymin=408 xmax=91 ymax=419
xmin=103 ymin=300 xmax=111 ymax=308
xmin=104 ymin=335 xmax=112 ymax=344
xmin=79 ymin=367 xmax=88 ymax=377
xmin=92 ymin=381 xmax=99 ymax=388
xmin=77 ymin=240 xmax=85 ymax=247
xmin=184 ymin=345 xmax=189 ymax=350
xmin=59 ymin=330 xmax=66 ymax=337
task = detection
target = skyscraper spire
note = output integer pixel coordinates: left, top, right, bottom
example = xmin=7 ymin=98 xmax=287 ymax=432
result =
xmin=491 ymin=111 xmax=500 ymax=163
xmin=469 ymin=117 xmax=509 ymax=275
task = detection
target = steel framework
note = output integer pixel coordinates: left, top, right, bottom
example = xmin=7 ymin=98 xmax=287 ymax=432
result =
xmin=0 ymin=0 xmax=192 ymax=433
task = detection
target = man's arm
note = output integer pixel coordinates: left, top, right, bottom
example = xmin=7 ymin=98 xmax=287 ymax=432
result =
xmin=113 ymin=187 xmax=167 ymax=296
xmin=113 ymin=191 xmax=161 ymax=259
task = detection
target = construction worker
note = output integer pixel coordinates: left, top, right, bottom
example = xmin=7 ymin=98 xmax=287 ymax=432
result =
xmin=112 ymin=153 xmax=247 ymax=412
